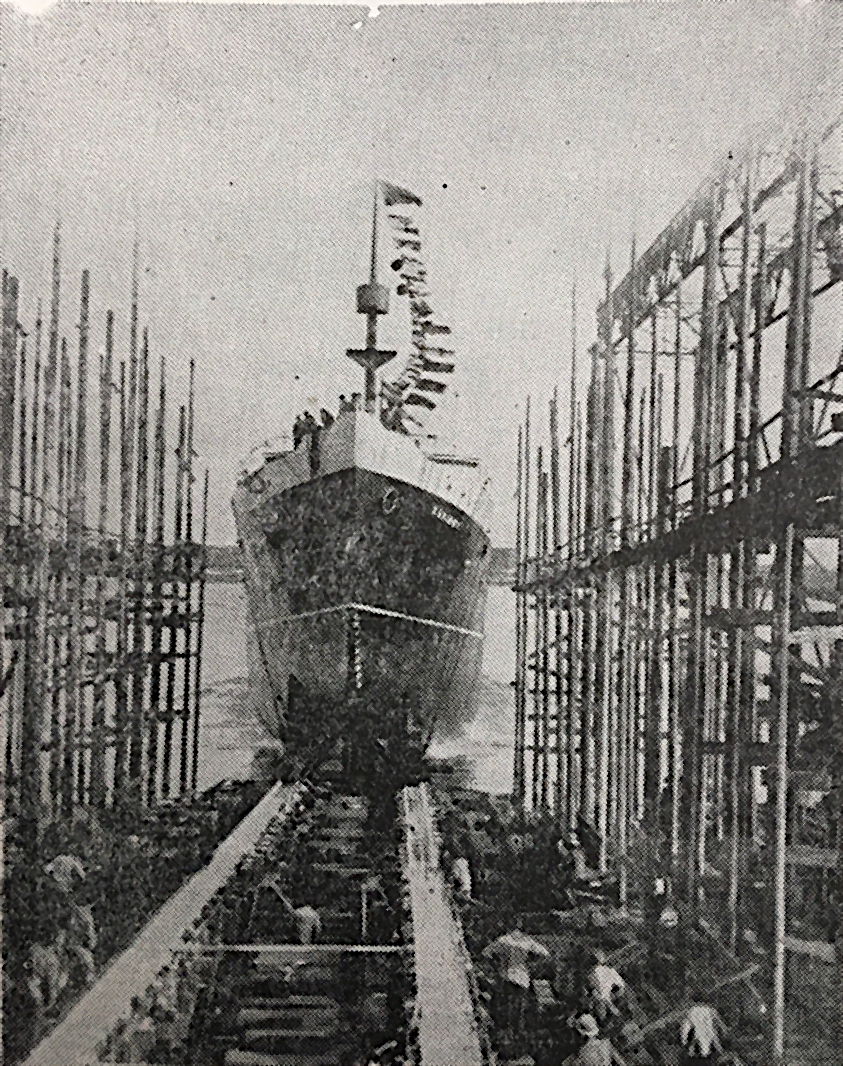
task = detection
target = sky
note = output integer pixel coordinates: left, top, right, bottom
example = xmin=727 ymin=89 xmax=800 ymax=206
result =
xmin=2 ymin=1 xmax=841 ymax=545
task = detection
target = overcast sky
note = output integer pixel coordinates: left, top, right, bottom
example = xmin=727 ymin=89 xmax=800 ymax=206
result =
xmin=2 ymin=1 xmax=841 ymax=544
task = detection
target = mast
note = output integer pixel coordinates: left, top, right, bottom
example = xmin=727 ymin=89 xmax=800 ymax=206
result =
xmin=347 ymin=183 xmax=397 ymax=412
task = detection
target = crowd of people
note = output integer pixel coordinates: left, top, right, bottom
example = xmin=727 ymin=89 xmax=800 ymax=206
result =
xmin=2 ymin=783 xmax=265 ymax=1065
xmin=433 ymin=788 xmax=754 ymax=1066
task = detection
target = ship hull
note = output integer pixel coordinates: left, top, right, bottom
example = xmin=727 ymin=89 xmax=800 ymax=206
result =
xmin=233 ymin=424 xmax=490 ymax=761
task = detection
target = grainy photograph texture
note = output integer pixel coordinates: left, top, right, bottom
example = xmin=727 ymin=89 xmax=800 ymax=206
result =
xmin=1 ymin=2 xmax=842 ymax=1065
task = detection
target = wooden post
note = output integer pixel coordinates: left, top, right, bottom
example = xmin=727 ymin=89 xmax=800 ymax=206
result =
xmin=539 ymin=466 xmax=550 ymax=810
xmin=668 ymin=287 xmax=683 ymax=864
xmin=128 ymin=329 xmax=150 ymax=794
xmin=726 ymin=160 xmax=754 ymax=949
xmin=581 ymin=354 xmax=602 ymax=822
xmin=549 ymin=391 xmax=564 ymax=816
xmin=161 ymin=405 xmax=186 ymax=799
xmin=50 ymin=337 xmax=72 ymax=814
xmin=513 ymin=423 xmax=525 ymax=806
xmin=519 ymin=398 xmax=532 ymax=807
xmin=746 ymin=224 xmax=766 ymax=848
xmin=113 ymin=360 xmax=129 ymax=800
xmin=643 ymin=374 xmax=664 ymax=823
xmin=687 ymin=189 xmax=720 ymax=902
xmin=564 ymin=287 xmax=580 ymax=826
xmin=21 ymin=226 xmax=60 ymax=847
xmin=531 ymin=446 xmax=544 ymax=810
xmin=114 ymin=245 xmax=140 ymax=804
xmin=63 ymin=270 xmax=89 ymax=813
xmin=616 ymin=243 xmax=638 ymax=900
xmin=190 ymin=469 xmax=209 ymax=792
xmin=1 ymin=274 xmax=19 ymax=829
xmin=146 ymin=358 xmax=167 ymax=804
xmin=596 ymin=258 xmax=616 ymax=868
xmin=179 ymin=360 xmax=196 ymax=794
xmin=566 ymin=408 xmax=582 ymax=827
xmin=771 ymin=522 xmax=793 ymax=1062
xmin=89 ymin=311 xmax=113 ymax=808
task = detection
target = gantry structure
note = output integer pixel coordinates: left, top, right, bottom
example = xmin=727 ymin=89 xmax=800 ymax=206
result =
xmin=513 ymin=100 xmax=842 ymax=1062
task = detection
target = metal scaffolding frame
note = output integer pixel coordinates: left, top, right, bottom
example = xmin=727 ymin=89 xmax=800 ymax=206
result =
xmin=514 ymin=106 xmax=842 ymax=1063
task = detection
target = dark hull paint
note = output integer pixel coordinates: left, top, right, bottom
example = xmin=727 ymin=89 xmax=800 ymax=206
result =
xmin=234 ymin=466 xmax=490 ymax=750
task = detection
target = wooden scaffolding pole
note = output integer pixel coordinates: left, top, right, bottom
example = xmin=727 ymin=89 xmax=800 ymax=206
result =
xmin=161 ymin=404 xmax=186 ymax=799
xmin=128 ymin=328 xmax=150 ymax=794
xmin=114 ymin=245 xmax=140 ymax=802
xmin=513 ymin=422 xmax=525 ymax=806
xmin=726 ymin=159 xmax=755 ymax=949
xmin=549 ymin=391 xmax=564 ymax=816
xmin=146 ymin=358 xmax=166 ymax=804
xmin=566 ymin=408 xmax=583 ymax=828
xmin=581 ymin=352 xmax=601 ymax=822
xmin=1 ymin=273 xmax=19 ymax=812
xmin=687 ymin=189 xmax=720 ymax=902
xmin=565 ymin=286 xmax=580 ymax=827
xmin=189 ymin=468 xmax=209 ymax=793
xmin=62 ymin=270 xmax=89 ymax=814
xmin=179 ymin=360 xmax=196 ymax=794
xmin=539 ymin=463 xmax=550 ymax=810
xmin=668 ymin=287 xmax=683 ymax=864
xmin=531 ymin=446 xmax=544 ymax=810
xmin=595 ymin=259 xmax=616 ymax=867
xmin=49 ymin=336 xmax=72 ymax=814
xmin=89 ymin=311 xmax=113 ymax=808
xmin=23 ymin=226 xmax=60 ymax=845
xmin=615 ymin=243 xmax=638 ymax=900
xmin=771 ymin=522 xmax=794 ymax=1062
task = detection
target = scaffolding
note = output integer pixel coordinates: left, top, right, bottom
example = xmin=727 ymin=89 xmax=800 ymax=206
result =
xmin=513 ymin=105 xmax=842 ymax=1062
xmin=1 ymin=233 xmax=210 ymax=854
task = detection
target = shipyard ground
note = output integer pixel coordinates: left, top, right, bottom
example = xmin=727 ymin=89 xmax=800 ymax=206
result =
xmin=10 ymin=771 xmax=837 ymax=1066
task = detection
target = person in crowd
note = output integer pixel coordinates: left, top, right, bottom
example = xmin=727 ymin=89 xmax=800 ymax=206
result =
xmin=66 ymin=901 xmax=97 ymax=988
xmin=260 ymin=875 xmax=323 ymax=943
xmin=320 ymin=407 xmax=335 ymax=429
xmin=292 ymin=902 xmax=322 ymax=944
xmin=679 ymin=1002 xmax=727 ymax=1061
xmin=452 ymin=855 xmax=473 ymax=900
xmin=45 ymin=853 xmax=86 ymax=896
xmin=585 ymin=948 xmax=626 ymax=1022
xmin=293 ymin=413 xmax=306 ymax=449
xmin=25 ymin=930 xmax=69 ymax=1016
xmin=562 ymin=1013 xmax=627 ymax=1066
xmin=482 ymin=921 xmax=550 ymax=1031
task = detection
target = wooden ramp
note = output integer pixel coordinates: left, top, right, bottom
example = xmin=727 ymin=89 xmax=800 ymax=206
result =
xmin=400 ymin=784 xmax=484 ymax=1066
xmin=24 ymin=783 xmax=304 ymax=1066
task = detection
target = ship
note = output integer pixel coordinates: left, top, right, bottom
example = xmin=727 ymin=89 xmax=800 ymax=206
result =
xmin=232 ymin=182 xmax=491 ymax=778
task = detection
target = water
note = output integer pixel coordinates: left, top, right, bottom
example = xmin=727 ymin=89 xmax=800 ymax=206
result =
xmin=196 ymin=582 xmax=516 ymax=795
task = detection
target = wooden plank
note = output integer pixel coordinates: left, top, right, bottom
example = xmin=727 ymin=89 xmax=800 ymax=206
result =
xmin=785 ymin=844 xmax=837 ymax=869
xmin=401 ymin=784 xmax=484 ymax=1066
xmin=181 ymin=943 xmax=408 ymax=954
xmin=24 ymin=784 xmax=304 ymax=1066
xmin=783 ymin=936 xmax=835 ymax=963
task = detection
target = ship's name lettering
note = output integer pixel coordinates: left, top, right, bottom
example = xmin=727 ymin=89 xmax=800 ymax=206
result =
xmin=432 ymin=505 xmax=462 ymax=529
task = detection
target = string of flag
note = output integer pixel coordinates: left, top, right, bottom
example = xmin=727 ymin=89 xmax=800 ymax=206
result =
xmin=378 ymin=181 xmax=456 ymax=434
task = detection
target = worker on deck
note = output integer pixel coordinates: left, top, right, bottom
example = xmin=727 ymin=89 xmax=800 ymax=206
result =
xmin=562 ymin=1013 xmax=627 ymax=1066
xmin=679 ymin=1002 xmax=727 ymax=1061
xmin=585 ymin=948 xmax=626 ymax=1022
